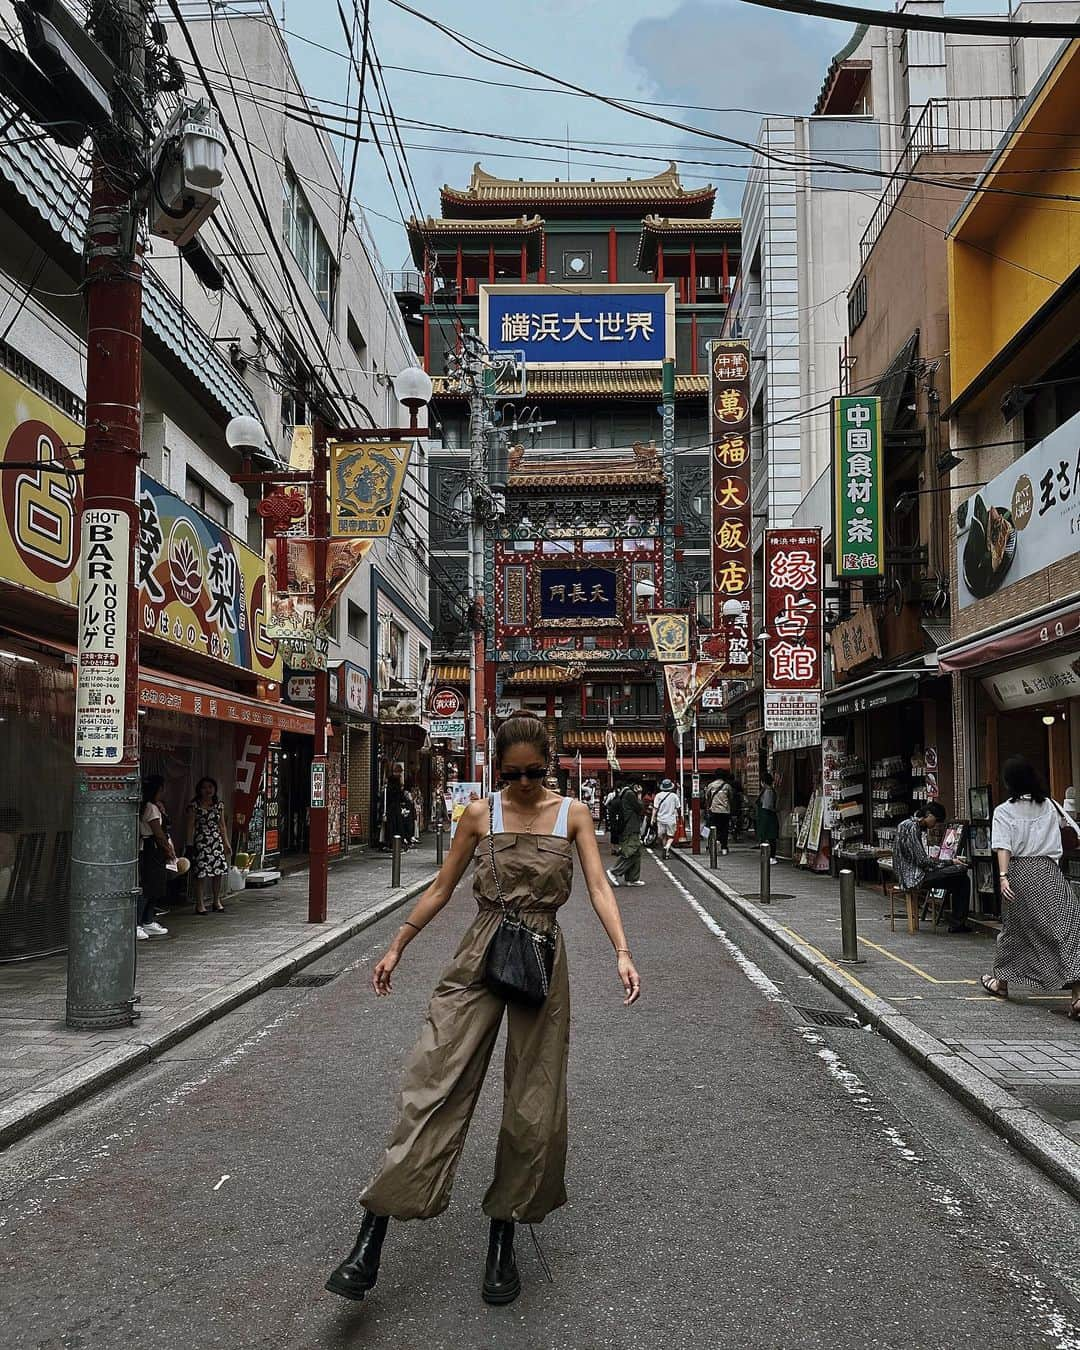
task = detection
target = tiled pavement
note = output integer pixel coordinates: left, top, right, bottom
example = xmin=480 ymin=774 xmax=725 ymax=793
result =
xmin=0 ymin=843 xmax=437 ymax=1119
xmin=679 ymin=843 xmax=1080 ymax=1143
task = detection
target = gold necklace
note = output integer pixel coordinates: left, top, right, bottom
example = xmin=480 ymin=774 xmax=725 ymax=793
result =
xmin=510 ymin=797 xmax=547 ymax=833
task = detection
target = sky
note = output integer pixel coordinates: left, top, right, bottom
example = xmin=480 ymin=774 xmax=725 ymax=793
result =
xmin=281 ymin=0 xmax=845 ymax=267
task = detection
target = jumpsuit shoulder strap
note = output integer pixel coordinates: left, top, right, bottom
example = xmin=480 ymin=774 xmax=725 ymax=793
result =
xmin=490 ymin=790 xmax=505 ymax=834
xmin=553 ymin=796 xmax=572 ymax=837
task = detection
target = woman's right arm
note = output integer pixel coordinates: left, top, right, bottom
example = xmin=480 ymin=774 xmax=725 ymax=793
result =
xmin=371 ymin=800 xmax=485 ymax=995
xmin=991 ymin=807 xmax=1013 ymax=899
xmin=995 ymin=847 xmax=1014 ymax=899
xmin=147 ymin=811 xmax=176 ymax=861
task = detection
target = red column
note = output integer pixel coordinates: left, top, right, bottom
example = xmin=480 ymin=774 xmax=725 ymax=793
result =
xmin=309 ymin=429 xmax=329 ymax=923
xmin=691 ymin=313 xmax=698 ymax=375
xmin=656 ymin=242 xmax=664 ymax=283
xmin=456 ymin=243 xmax=463 ymax=302
xmin=608 ymin=227 xmax=617 ymax=282
xmin=722 ymin=244 xmax=730 ymax=302
xmin=423 ymin=314 xmax=430 ymax=372
xmin=689 ymin=241 xmax=697 ymax=301
xmin=679 ymin=277 xmax=687 ymax=303
xmin=422 ymin=247 xmax=433 ymax=303
xmin=488 ymin=243 xmax=495 ymax=284
xmin=539 ymin=236 xmax=547 ymax=283
xmin=520 ymin=242 xmax=527 ymax=282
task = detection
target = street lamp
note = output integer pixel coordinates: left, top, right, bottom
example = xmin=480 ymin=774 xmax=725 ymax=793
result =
xmin=225 ymin=414 xmax=267 ymax=453
xmin=392 ymin=365 xmax=433 ymax=431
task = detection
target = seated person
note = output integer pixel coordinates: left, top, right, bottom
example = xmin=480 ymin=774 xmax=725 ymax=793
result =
xmin=893 ymin=801 xmax=972 ymax=933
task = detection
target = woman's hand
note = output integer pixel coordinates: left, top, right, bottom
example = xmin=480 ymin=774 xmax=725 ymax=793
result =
xmin=618 ymin=952 xmax=641 ymax=1006
xmin=372 ymin=947 xmax=402 ymax=996
xmin=999 ymin=873 xmax=1014 ymax=900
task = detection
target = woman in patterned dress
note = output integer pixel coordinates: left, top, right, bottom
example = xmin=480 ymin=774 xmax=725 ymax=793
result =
xmin=983 ymin=756 xmax=1080 ymax=1018
xmin=185 ymin=777 xmax=231 ymax=915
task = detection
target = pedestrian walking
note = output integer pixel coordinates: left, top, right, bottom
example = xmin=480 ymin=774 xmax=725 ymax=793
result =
xmin=604 ymin=786 xmax=623 ymax=849
xmin=651 ymin=778 xmax=680 ymax=859
xmin=325 ymin=712 xmax=640 ymax=1307
xmin=893 ymin=800 xmax=972 ymax=931
xmin=756 ymin=772 xmax=780 ymax=862
xmin=184 ymin=777 xmax=231 ymax=915
xmin=138 ymin=775 xmax=174 ymax=940
xmin=982 ymin=756 xmax=1080 ymax=1016
xmin=704 ymin=772 xmax=733 ymax=855
xmin=605 ymin=781 xmax=646 ymax=887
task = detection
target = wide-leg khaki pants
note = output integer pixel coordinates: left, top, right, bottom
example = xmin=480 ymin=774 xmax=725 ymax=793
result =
xmin=360 ymin=906 xmax=570 ymax=1223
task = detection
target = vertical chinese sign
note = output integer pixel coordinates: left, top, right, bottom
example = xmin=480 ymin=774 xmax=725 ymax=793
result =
xmin=832 ymin=396 xmax=883 ymax=577
xmin=75 ymin=510 xmax=131 ymax=764
xmin=763 ymin=528 xmax=822 ymax=740
xmin=709 ymin=340 xmax=753 ymax=675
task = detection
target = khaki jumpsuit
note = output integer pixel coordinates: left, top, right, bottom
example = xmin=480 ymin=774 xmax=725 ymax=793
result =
xmin=360 ymin=793 xmax=573 ymax=1224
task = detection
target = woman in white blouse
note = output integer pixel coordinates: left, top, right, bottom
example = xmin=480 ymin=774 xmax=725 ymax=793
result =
xmin=985 ymin=756 xmax=1080 ymax=1018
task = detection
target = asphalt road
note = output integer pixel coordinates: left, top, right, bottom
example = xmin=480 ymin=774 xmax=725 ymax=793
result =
xmin=4 ymin=847 xmax=1080 ymax=1350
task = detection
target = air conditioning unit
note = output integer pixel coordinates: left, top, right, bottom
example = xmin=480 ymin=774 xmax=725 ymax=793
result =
xmin=149 ymin=100 xmax=226 ymax=247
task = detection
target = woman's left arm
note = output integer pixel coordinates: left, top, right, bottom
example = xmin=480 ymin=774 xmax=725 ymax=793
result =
xmin=569 ymin=801 xmax=640 ymax=1006
xmin=218 ymin=807 xmax=231 ymax=854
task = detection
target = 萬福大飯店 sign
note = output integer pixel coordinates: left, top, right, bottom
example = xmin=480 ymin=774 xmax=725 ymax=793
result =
xmin=480 ymin=284 xmax=674 ymax=368
xmin=709 ymin=339 xmax=753 ymax=676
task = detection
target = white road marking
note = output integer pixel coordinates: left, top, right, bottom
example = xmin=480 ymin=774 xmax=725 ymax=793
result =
xmin=212 ymin=1174 xmax=230 ymax=1191
xmin=656 ymin=854 xmax=1080 ymax=1349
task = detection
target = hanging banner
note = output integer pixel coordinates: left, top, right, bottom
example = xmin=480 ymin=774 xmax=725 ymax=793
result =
xmin=233 ymin=726 xmax=271 ymax=833
xmin=664 ymin=661 xmax=724 ymax=731
xmin=263 ymin=538 xmax=370 ymax=670
xmin=646 ymin=611 xmax=691 ymax=663
xmin=832 ymin=396 xmax=884 ymax=577
xmin=709 ymin=340 xmax=753 ymax=676
xmin=764 ymin=528 xmax=823 ymax=692
xmin=74 ymin=508 xmax=131 ymax=765
xmin=329 ymin=441 xmax=411 ymax=538
xmin=605 ymin=726 xmax=621 ymax=772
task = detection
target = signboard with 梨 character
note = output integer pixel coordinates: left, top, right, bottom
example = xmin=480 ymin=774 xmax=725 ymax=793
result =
xmin=535 ymin=564 xmax=621 ymax=628
xmin=479 ymin=284 xmax=675 ymax=369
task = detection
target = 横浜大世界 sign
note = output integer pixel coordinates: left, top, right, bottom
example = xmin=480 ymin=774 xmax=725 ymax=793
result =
xmin=480 ymin=285 xmax=674 ymax=367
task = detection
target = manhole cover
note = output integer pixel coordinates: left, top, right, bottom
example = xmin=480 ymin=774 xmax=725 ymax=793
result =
xmin=287 ymin=971 xmax=343 ymax=987
xmin=743 ymin=892 xmax=796 ymax=901
xmin=795 ymin=1005 xmax=861 ymax=1029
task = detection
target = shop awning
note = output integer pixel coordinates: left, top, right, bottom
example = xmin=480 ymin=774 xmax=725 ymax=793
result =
xmin=938 ymin=595 xmax=1080 ymax=673
xmin=824 ymin=672 xmax=921 ymax=719
xmin=432 ymin=662 xmax=470 ymax=684
xmin=505 ymin=664 xmax=577 ymax=687
xmin=0 ymin=625 xmax=312 ymax=734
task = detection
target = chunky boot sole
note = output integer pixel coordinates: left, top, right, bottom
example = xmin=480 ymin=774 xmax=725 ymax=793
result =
xmin=325 ymin=1270 xmax=375 ymax=1302
xmin=482 ymin=1272 xmax=522 ymax=1306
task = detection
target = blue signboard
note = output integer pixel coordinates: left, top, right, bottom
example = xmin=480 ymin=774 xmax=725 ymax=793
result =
xmin=481 ymin=285 xmax=673 ymax=368
xmin=537 ymin=565 xmax=620 ymax=626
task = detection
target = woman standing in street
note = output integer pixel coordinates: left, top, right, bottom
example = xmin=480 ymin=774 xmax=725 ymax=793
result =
xmin=983 ymin=756 xmax=1080 ymax=1016
xmin=138 ymin=776 xmax=174 ymax=940
xmin=756 ymin=771 xmax=780 ymax=862
xmin=325 ymin=712 xmax=640 ymax=1308
xmin=185 ymin=777 xmax=231 ymax=915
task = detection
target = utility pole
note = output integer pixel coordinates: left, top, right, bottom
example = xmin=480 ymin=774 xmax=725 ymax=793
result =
xmin=66 ymin=0 xmax=149 ymax=1029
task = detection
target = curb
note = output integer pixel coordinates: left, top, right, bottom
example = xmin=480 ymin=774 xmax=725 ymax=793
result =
xmin=675 ymin=853 xmax=1080 ymax=1205
xmin=0 ymin=874 xmax=435 ymax=1152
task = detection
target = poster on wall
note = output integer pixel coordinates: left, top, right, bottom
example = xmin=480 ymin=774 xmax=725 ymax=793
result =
xmin=74 ymin=509 xmax=131 ymax=765
xmin=708 ymin=340 xmax=753 ymax=676
xmin=449 ymin=781 xmax=482 ymax=840
xmin=955 ymin=405 xmax=1080 ymax=610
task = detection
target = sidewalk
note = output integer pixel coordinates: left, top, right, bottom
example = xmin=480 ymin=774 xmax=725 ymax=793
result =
xmin=0 ymin=843 xmax=437 ymax=1148
xmin=674 ymin=843 xmax=1080 ymax=1201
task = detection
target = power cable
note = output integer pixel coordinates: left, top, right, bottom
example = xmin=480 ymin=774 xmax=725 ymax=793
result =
xmin=734 ymin=0 xmax=1080 ymax=38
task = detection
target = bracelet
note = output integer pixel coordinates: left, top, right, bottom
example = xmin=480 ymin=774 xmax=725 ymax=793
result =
xmin=616 ymin=947 xmax=632 ymax=956
xmin=401 ymin=920 xmax=421 ymax=933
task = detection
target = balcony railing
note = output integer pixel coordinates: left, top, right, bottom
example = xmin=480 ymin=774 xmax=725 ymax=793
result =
xmin=860 ymin=97 xmax=1021 ymax=263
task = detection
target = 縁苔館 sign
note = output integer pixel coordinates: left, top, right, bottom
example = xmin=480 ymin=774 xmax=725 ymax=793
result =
xmin=536 ymin=564 xmax=621 ymax=627
xmin=764 ymin=528 xmax=822 ymax=738
xmin=832 ymin=396 xmax=883 ymax=578
xmin=480 ymin=284 xmax=674 ymax=368
xmin=955 ymin=404 xmax=1080 ymax=611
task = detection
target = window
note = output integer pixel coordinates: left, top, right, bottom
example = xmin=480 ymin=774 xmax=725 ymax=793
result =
xmin=387 ymin=620 xmax=408 ymax=680
xmin=280 ymin=340 xmax=309 ymax=429
xmin=848 ymin=275 xmax=868 ymax=334
xmin=347 ymin=600 xmax=367 ymax=641
xmin=185 ymin=472 xmax=230 ymax=528
xmin=283 ymin=167 xmax=337 ymax=318
xmin=347 ymin=311 xmax=367 ymax=367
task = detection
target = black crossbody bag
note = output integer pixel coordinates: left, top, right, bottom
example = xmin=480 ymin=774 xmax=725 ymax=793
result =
xmin=483 ymin=798 xmax=558 ymax=1008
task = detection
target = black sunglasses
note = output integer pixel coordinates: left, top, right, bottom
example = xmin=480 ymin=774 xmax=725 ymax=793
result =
xmin=499 ymin=768 xmax=546 ymax=783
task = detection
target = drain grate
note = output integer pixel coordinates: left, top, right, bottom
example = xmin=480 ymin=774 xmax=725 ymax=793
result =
xmin=795 ymin=1005 xmax=861 ymax=1029
xmin=287 ymin=971 xmax=344 ymax=988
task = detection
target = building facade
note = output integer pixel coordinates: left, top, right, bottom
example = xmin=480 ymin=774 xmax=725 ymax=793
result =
xmin=405 ymin=165 xmax=739 ymax=793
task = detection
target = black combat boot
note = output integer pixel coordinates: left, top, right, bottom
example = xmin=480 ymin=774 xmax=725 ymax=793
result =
xmin=482 ymin=1218 xmax=521 ymax=1305
xmin=325 ymin=1210 xmax=389 ymax=1302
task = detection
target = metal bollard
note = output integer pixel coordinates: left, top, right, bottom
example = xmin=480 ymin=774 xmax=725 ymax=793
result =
xmin=759 ymin=842 xmax=772 ymax=904
xmin=436 ymin=825 xmax=445 ymax=865
xmin=391 ymin=834 xmax=402 ymax=889
xmin=708 ymin=827 xmax=718 ymax=869
xmin=839 ymin=868 xmax=863 ymax=963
